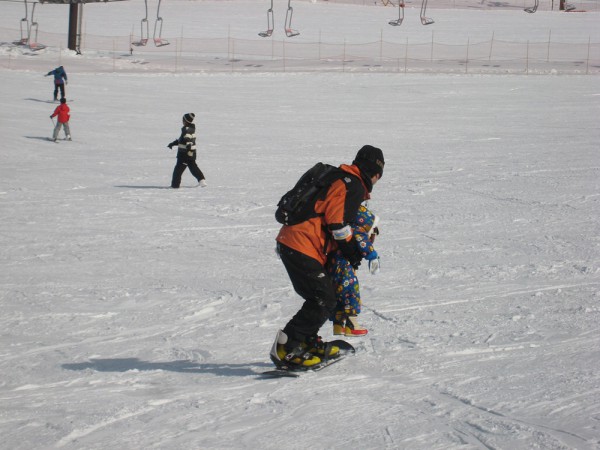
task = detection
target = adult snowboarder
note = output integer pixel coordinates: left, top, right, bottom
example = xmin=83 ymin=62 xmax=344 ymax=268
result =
xmin=50 ymin=97 xmax=71 ymax=142
xmin=167 ymin=113 xmax=207 ymax=189
xmin=45 ymin=66 xmax=68 ymax=101
xmin=271 ymin=145 xmax=385 ymax=368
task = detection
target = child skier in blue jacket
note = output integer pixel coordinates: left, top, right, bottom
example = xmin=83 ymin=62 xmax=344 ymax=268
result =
xmin=45 ymin=66 xmax=68 ymax=101
xmin=327 ymin=204 xmax=380 ymax=336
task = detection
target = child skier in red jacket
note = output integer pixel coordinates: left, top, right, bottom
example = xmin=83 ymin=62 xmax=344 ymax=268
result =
xmin=50 ymin=97 xmax=71 ymax=142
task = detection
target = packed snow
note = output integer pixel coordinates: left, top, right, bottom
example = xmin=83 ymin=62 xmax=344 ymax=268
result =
xmin=1 ymin=1 xmax=599 ymax=449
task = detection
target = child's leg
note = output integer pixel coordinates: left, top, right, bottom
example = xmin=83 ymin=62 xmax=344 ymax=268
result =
xmin=171 ymin=160 xmax=187 ymax=188
xmin=63 ymin=122 xmax=71 ymax=139
xmin=52 ymin=122 xmax=62 ymax=140
xmin=188 ymin=161 xmax=205 ymax=182
xmin=342 ymin=267 xmax=368 ymax=336
xmin=329 ymin=258 xmax=354 ymax=335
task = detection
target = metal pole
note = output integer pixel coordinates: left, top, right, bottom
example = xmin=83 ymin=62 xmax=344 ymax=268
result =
xmin=68 ymin=2 xmax=79 ymax=52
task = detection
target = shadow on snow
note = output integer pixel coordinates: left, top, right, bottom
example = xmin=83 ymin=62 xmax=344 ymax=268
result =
xmin=62 ymin=358 xmax=271 ymax=376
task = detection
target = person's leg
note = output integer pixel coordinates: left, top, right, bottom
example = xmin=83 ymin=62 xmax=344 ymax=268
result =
xmin=187 ymin=160 xmax=205 ymax=182
xmin=52 ymin=122 xmax=62 ymax=140
xmin=63 ymin=122 xmax=71 ymax=139
xmin=171 ymin=160 xmax=187 ymax=188
xmin=278 ymin=243 xmax=337 ymax=349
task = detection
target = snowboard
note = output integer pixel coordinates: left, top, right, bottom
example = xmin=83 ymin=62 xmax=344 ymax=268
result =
xmin=261 ymin=340 xmax=355 ymax=378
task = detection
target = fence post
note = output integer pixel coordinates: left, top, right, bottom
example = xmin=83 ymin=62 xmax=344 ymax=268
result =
xmin=465 ymin=37 xmax=469 ymax=74
xmin=175 ymin=37 xmax=179 ymax=73
xmin=405 ymin=37 xmax=408 ymax=74
xmin=380 ymin=29 xmax=383 ymax=64
xmin=526 ymin=40 xmax=529 ymax=74
xmin=179 ymin=27 xmax=184 ymax=72
xmin=227 ymin=25 xmax=231 ymax=61
xmin=430 ymin=30 xmax=434 ymax=62
xmin=489 ymin=31 xmax=494 ymax=61
xmin=586 ymin=36 xmax=590 ymax=74
xmin=343 ymin=38 xmax=346 ymax=73
xmin=318 ymin=30 xmax=321 ymax=61
xmin=180 ymin=26 xmax=184 ymax=54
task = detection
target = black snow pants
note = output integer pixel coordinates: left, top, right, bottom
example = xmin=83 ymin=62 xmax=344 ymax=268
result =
xmin=171 ymin=154 xmax=205 ymax=188
xmin=53 ymin=82 xmax=65 ymax=100
xmin=278 ymin=242 xmax=337 ymax=350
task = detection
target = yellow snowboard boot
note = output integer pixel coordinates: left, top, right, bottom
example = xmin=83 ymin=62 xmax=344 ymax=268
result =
xmin=333 ymin=312 xmax=346 ymax=335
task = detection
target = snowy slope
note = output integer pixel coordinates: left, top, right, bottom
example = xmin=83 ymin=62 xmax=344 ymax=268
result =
xmin=1 ymin=2 xmax=600 ymax=450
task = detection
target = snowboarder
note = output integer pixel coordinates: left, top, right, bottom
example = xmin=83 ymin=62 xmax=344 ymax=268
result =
xmin=45 ymin=66 xmax=68 ymax=102
xmin=167 ymin=113 xmax=207 ymax=189
xmin=271 ymin=145 xmax=385 ymax=368
xmin=327 ymin=204 xmax=380 ymax=337
xmin=50 ymin=97 xmax=71 ymax=142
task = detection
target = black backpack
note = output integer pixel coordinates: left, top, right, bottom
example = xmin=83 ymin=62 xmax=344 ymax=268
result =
xmin=275 ymin=163 xmax=345 ymax=226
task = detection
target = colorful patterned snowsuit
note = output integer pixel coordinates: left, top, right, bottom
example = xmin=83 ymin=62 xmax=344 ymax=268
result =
xmin=327 ymin=205 xmax=379 ymax=319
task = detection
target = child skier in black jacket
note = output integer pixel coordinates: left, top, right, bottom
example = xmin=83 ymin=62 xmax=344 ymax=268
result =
xmin=168 ymin=113 xmax=207 ymax=189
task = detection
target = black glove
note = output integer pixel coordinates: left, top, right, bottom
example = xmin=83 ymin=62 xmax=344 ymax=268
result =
xmin=167 ymin=143 xmax=173 ymax=149
xmin=336 ymin=237 xmax=362 ymax=269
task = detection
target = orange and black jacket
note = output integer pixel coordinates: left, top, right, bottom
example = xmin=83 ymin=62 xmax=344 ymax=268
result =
xmin=276 ymin=164 xmax=369 ymax=265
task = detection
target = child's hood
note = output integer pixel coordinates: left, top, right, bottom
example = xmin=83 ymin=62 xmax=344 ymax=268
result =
xmin=355 ymin=205 xmax=379 ymax=235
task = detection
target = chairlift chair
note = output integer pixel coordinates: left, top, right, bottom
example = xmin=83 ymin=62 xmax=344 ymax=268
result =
xmin=259 ymin=0 xmax=299 ymax=38
xmin=285 ymin=0 xmax=299 ymax=37
xmin=27 ymin=2 xmax=45 ymax=50
xmin=388 ymin=1 xmax=405 ymax=26
xmin=420 ymin=0 xmax=434 ymax=25
xmin=17 ymin=0 xmax=29 ymax=45
xmin=258 ymin=0 xmax=274 ymax=37
xmin=524 ymin=0 xmax=539 ymax=13
xmin=28 ymin=14 xmax=41 ymax=49
xmin=153 ymin=0 xmax=169 ymax=46
xmin=132 ymin=0 xmax=149 ymax=46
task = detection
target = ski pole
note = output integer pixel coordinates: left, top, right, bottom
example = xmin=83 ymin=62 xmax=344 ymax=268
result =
xmin=50 ymin=117 xmax=56 ymax=127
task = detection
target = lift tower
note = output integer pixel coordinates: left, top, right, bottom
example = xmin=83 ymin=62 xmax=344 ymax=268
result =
xmin=39 ymin=0 xmax=126 ymax=53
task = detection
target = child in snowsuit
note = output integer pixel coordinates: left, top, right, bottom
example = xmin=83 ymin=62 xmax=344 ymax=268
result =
xmin=45 ymin=66 xmax=68 ymax=101
xmin=50 ymin=97 xmax=71 ymax=142
xmin=168 ymin=113 xmax=207 ymax=189
xmin=327 ymin=204 xmax=380 ymax=336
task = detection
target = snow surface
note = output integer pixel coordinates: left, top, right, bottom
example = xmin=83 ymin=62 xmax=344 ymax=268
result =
xmin=1 ymin=1 xmax=600 ymax=449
